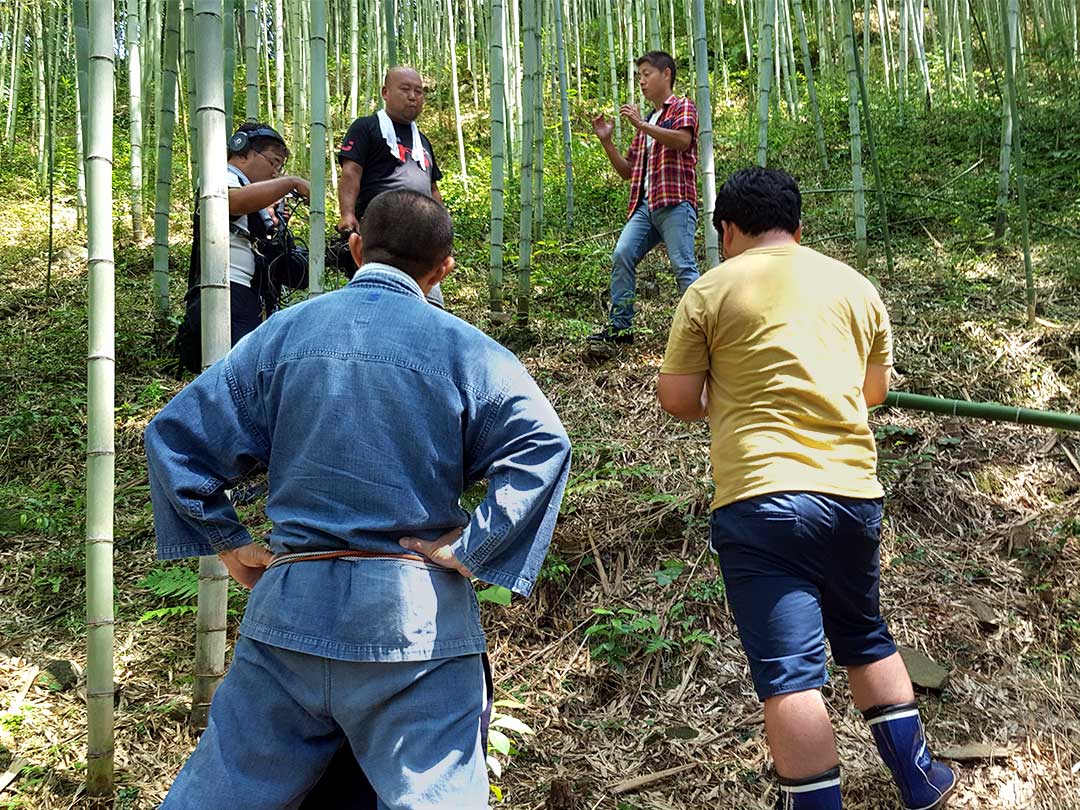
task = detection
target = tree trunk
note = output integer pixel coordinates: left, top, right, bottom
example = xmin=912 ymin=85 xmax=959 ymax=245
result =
xmin=127 ymin=0 xmax=146 ymax=240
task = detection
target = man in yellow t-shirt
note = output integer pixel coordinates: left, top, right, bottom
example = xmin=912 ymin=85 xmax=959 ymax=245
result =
xmin=658 ymin=168 xmax=955 ymax=810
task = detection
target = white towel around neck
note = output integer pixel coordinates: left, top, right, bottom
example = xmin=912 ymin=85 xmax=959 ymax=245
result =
xmin=376 ymin=108 xmax=426 ymax=170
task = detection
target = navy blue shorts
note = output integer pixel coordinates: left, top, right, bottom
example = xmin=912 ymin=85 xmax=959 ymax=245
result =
xmin=711 ymin=491 xmax=897 ymax=700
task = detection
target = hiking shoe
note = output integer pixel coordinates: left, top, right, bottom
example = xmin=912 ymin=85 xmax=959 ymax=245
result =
xmin=586 ymin=326 xmax=634 ymax=345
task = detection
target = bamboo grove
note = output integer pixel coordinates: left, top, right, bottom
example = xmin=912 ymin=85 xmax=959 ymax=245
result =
xmin=0 ymin=0 xmax=1064 ymax=794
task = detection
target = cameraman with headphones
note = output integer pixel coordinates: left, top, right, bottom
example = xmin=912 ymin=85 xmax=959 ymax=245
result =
xmin=177 ymin=123 xmax=311 ymax=375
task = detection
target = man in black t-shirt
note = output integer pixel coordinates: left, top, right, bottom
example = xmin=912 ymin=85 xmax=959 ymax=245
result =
xmin=336 ymin=66 xmax=445 ymax=303
xmin=337 ymin=66 xmax=443 ymax=228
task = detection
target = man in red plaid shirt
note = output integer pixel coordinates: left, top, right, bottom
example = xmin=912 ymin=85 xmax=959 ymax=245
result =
xmin=589 ymin=50 xmax=700 ymax=345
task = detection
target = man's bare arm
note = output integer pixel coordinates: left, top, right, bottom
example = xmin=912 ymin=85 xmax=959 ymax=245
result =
xmin=337 ymin=160 xmax=364 ymax=232
xmin=228 ymin=176 xmax=308 ymax=216
xmin=863 ymin=363 xmax=891 ymax=407
xmin=658 ymin=371 xmax=709 ymax=422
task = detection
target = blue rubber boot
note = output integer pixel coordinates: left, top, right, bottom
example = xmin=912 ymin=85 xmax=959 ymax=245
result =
xmin=864 ymin=702 xmax=957 ymax=810
xmin=776 ymin=766 xmax=843 ymax=810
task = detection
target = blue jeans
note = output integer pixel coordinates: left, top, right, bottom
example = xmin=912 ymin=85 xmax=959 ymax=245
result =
xmin=710 ymin=492 xmax=896 ymax=700
xmin=161 ymin=638 xmax=490 ymax=809
xmin=609 ymin=202 xmax=700 ymax=330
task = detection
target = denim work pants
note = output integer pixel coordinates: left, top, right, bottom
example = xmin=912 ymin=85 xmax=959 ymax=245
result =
xmin=609 ymin=201 xmax=700 ymax=330
xmin=161 ymin=637 xmax=490 ymax=810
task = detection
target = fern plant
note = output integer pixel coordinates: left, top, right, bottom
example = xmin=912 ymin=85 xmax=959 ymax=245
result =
xmin=138 ymin=564 xmax=242 ymax=622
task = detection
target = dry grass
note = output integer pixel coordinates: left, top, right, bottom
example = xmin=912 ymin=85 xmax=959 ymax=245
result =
xmin=1 ymin=205 xmax=1079 ymax=810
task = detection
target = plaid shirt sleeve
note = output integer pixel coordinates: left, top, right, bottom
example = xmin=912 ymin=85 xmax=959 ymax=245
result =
xmin=669 ymin=97 xmax=698 ymax=140
xmin=641 ymin=96 xmax=699 ymax=212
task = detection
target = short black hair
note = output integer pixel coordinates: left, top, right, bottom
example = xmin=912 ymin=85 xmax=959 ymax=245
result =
xmin=230 ymin=122 xmax=290 ymax=160
xmin=712 ymin=167 xmax=801 ymax=236
xmin=636 ymin=51 xmax=677 ymax=89
xmin=360 ymin=190 xmax=453 ymax=280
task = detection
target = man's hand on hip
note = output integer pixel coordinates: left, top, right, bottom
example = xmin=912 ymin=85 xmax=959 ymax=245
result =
xmin=399 ymin=528 xmax=474 ymax=578
xmin=218 ymin=542 xmax=275 ymax=589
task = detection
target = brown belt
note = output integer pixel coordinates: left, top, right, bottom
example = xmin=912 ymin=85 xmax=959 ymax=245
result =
xmin=265 ymin=549 xmax=427 ymax=571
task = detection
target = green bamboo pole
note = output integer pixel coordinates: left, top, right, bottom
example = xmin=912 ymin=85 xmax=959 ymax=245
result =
xmin=74 ymin=0 xmax=91 ymax=142
xmin=350 ymin=0 xmax=360 ymax=118
xmin=489 ymin=0 xmax=507 ymax=315
xmin=850 ymin=0 xmax=896 ymax=276
xmin=223 ymin=0 xmax=236 ymax=126
xmin=4 ymin=3 xmax=24 ymax=149
xmin=517 ymin=0 xmax=538 ymax=323
xmin=75 ymin=50 xmax=88 ymax=231
xmin=127 ymin=0 xmax=146 ymax=240
xmin=792 ymin=0 xmax=828 ymax=169
xmin=839 ymin=0 xmax=868 ymax=269
xmin=184 ymin=0 xmax=199 ymax=187
xmin=33 ymin=4 xmax=48 ymax=190
xmin=153 ymin=0 xmax=181 ymax=319
xmin=274 ymin=0 xmax=286 ymax=124
xmin=244 ymin=0 xmax=259 ymax=120
xmin=192 ymin=0 xmax=231 ymax=730
xmin=310 ymin=0 xmax=327 ymax=296
xmin=884 ymin=392 xmax=1080 ymax=430
xmin=692 ymin=0 xmax=718 ymax=266
xmin=384 ymin=0 xmax=397 ymax=65
xmin=603 ymin=0 xmax=620 ymax=141
xmin=531 ymin=0 xmax=545 ymax=240
xmin=1000 ymin=0 xmax=1035 ymax=325
xmin=447 ymin=0 xmax=469 ymax=187
xmin=756 ymin=0 xmax=776 ymax=165
xmin=647 ymin=0 xmax=662 ymax=47
xmin=85 ymin=0 xmax=116 ymax=795
xmin=261 ymin=2 xmax=274 ymax=126
xmin=555 ymin=0 xmax=574 ymax=226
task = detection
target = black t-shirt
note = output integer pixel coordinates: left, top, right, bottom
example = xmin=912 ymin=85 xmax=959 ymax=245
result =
xmin=338 ymin=114 xmax=443 ymax=219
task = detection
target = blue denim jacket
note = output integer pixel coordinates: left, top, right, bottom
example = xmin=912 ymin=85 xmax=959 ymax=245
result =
xmin=145 ymin=265 xmax=572 ymax=662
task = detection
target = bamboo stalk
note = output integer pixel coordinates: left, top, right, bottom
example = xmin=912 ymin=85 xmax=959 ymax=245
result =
xmin=191 ymin=0 xmax=231 ymax=730
xmin=85 ymin=0 xmax=116 ymax=795
xmin=309 ymin=0 xmax=327 ymax=296
xmin=884 ymin=392 xmax=1080 ymax=431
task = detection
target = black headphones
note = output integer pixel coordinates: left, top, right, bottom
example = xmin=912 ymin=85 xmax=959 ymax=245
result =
xmin=228 ymin=126 xmax=286 ymax=154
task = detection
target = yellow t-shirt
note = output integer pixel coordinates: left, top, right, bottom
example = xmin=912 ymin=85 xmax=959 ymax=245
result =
xmin=661 ymin=244 xmax=893 ymax=510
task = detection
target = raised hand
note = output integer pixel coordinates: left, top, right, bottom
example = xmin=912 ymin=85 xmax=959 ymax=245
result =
xmin=591 ymin=114 xmax=615 ymax=142
xmin=619 ymin=104 xmax=644 ymax=127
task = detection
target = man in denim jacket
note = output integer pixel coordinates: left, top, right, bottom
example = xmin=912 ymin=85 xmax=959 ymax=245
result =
xmin=146 ymin=190 xmax=572 ymax=809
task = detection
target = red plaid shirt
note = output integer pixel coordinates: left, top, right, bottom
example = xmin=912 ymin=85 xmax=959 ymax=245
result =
xmin=625 ymin=94 xmax=698 ymax=219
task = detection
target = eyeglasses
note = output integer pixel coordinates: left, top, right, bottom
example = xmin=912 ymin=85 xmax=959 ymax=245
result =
xmin=254 ymin=149 xmax=286 ymax=173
